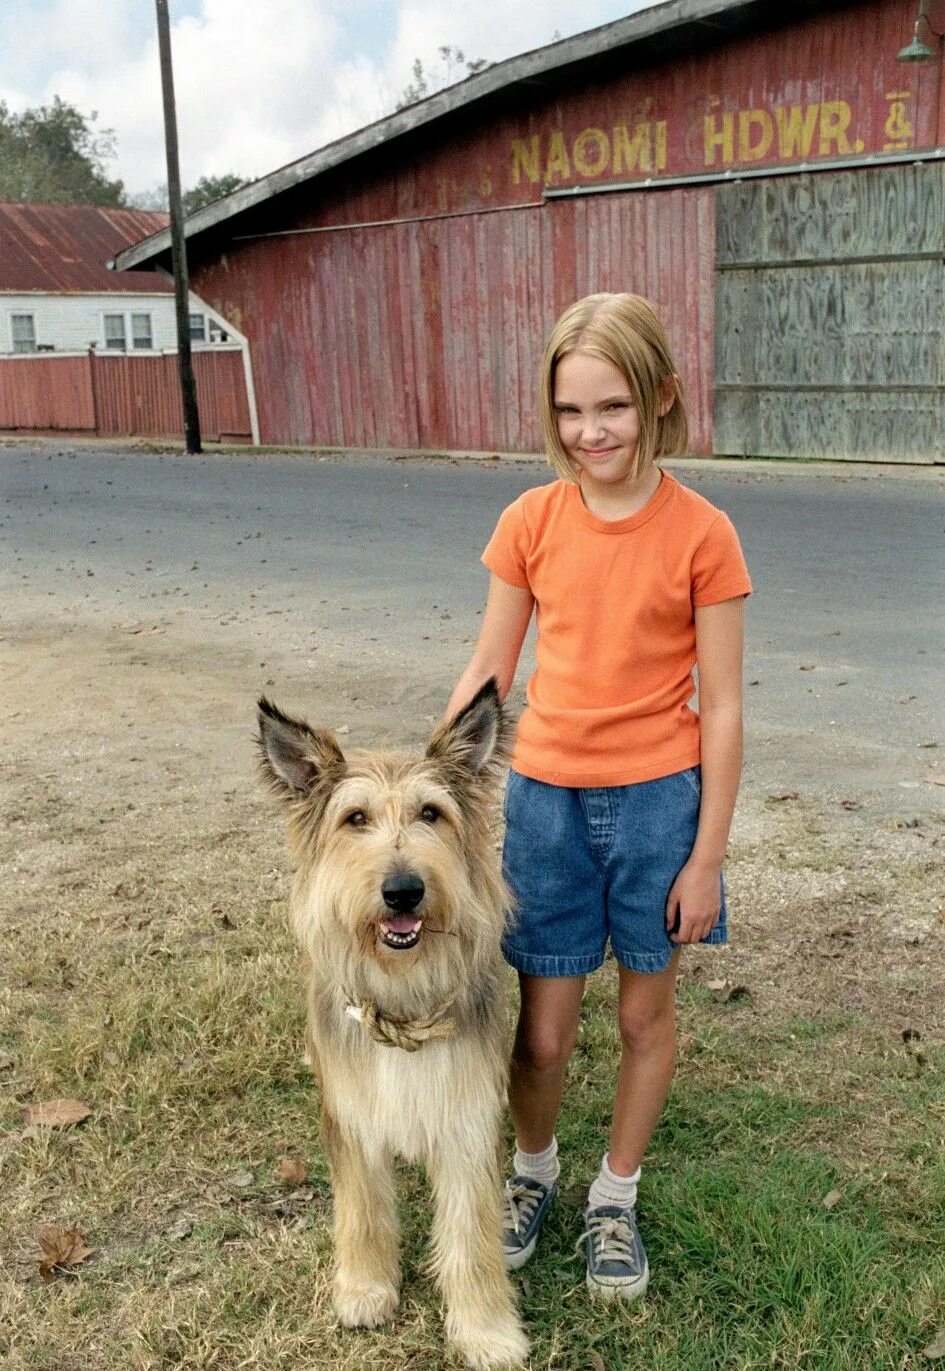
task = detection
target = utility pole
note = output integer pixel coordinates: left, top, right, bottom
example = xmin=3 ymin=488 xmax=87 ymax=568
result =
xmin=155 ymin=0 xmax=201 ymax=454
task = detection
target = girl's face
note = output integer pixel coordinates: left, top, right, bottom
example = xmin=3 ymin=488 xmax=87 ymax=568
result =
xmin=553 ymin=352 xmax=644 ymax=486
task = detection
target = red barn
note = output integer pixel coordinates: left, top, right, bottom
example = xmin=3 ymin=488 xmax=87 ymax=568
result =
xmin=115 ymin=0 xmax=945 ymax=462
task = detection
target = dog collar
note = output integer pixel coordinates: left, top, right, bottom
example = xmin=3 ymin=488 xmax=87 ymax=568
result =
xmin=342 ymin=992 xmax=457 ymax=1053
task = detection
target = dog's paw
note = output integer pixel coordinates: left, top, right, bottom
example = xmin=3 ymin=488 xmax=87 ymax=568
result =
xmin=446 ymin=1313 xmax=529 ymax=1369
xmin=333 ymin=1278 xmax=399 ymax=1329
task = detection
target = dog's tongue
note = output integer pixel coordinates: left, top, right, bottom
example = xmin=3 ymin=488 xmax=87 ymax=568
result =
xmin=383 ymin=915 xmax=421 ymax=934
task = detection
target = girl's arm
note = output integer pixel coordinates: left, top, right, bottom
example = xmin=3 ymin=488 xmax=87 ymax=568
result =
xmin=666 ymin=595 xmax=746 ymax=945
xmin=445 ymin=573 xmax=535 ymax=720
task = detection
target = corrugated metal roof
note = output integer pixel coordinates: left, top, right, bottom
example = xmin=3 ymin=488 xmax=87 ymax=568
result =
xmin=113 ymin=0 xmax=850 ymax=272
xmin=0 ymin=203 xmax=172 ymax=292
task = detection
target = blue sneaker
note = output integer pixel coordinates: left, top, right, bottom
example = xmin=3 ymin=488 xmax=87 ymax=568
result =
xmin=580 ymin=1204 xmax=649 ymax=1300
xmin=501 ymin=1174 xmax=557 ymax=1270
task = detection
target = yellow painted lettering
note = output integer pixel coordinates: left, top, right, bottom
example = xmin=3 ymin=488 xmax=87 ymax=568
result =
xmin=612 ymin=122 xmax=652 ymax=175
xmin=544 ymin=131 xmax=572 ymax=183
xmin=510 ymin=136 xmax=541 ymax=185
xmin=774 ymin=104 xmax=819 ymax=159
xmin=572 ymin=128 xmax=610 ymax=179
xmin=818 ymin=100 xmax=854 ymax=156
xmin=704 ymin=111 xmax=734 ymax=166
xmin=883 ymin=92 xmax=913 ymax=149
xmin=655 ymin=119 xmax=668 ymax=172
xmin=738 ymin=108 xmax=774 ymax=162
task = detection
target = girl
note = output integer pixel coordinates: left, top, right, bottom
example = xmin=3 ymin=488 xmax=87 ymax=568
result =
xmin=445 ymin=293 xmax=751 ymax=1300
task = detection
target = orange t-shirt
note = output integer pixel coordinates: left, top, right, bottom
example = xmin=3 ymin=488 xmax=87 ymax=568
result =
xmin=481 ymin=471 xmax=752 ymax=787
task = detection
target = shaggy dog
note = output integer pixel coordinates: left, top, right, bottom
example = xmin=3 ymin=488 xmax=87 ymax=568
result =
xmin=257 ymin=681 xmax=527 ymax=1369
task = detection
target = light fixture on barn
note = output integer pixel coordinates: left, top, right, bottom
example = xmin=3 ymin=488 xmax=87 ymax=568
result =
xmin=897 ymin=0 xmax=944 ymax=60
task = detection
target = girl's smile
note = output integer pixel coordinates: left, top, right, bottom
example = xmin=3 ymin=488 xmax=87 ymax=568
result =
xmin=553 ymin=351 xmax=658 ymax=515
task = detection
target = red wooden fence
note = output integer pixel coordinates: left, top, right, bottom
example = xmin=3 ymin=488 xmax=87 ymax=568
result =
xmin=0 ymin=348 xmax=253 ymax=442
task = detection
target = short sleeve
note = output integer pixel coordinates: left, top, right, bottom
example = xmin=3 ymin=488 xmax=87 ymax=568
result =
xmin=481 ymin=496 xmax=531 ymax=589
xmin=691 ymin=512 xmax=752 ymax=607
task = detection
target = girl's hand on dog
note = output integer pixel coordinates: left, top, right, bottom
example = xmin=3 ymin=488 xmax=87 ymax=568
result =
xmin=665 ymin=859 xmax=722 ymax=945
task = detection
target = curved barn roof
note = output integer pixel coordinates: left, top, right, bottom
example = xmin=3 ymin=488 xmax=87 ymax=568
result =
xmin=113 ymin=0 xmax=841 ymax=273
xmin=0 ymin=203 xmax=170 ymax=292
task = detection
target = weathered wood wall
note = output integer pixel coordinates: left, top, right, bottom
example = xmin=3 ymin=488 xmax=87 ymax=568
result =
xmin=714 ymin=163 xmax=945 ymax=461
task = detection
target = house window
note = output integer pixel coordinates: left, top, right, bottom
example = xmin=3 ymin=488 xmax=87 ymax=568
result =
xmin=104 ymin=314 xmax=127 ymax=350
xmin=208 ymin=320 xmax=229 ymax=343
xmin=11 ymin=314 xmax=37 ymax=353
xmin=131 ymin=313 xmax=153 ymax=350
xmin=188 ymin=312 xmax=206 ymax=342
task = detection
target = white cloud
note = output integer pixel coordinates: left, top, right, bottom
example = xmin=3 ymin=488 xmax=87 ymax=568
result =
xmin=1 ymin=0 xmax=657 ymax=195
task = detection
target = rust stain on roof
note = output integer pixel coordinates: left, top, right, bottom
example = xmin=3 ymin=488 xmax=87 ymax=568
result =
xmin=0 ymin=203 xmax=172 ymax=293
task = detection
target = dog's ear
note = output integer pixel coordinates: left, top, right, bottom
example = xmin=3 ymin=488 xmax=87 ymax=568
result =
xmin=256 ymin=697 xmax=346 ymax=798
xmin=426 ymin=678 xmax=510 ymax=778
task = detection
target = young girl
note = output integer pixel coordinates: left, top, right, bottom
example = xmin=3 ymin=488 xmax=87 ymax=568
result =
xmin=446 ymin=293 xmax=751 ymax=1300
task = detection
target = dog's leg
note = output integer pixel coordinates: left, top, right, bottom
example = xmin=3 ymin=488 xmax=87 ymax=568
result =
xmin=322 ymin=1106 xmax=400 ymax=1328
xmin=428 ymin=1132 xmax=528 ymax=1369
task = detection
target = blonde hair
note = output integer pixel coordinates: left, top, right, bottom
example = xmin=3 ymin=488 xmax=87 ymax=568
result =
xmin=539 ymin=293 xmax=689 ymax=482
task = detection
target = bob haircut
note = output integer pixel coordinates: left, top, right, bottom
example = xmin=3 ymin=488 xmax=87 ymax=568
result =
xmin=539 ymin=293 xmax=689 ymax=483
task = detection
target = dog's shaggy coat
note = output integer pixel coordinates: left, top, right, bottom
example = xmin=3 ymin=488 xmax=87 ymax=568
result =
xmin=257 ymin=682 xmax=527 ymax=1369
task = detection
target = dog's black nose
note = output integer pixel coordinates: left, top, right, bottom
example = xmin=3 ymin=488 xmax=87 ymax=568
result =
xmin=381 ymin=872 xmax=425 ymax=912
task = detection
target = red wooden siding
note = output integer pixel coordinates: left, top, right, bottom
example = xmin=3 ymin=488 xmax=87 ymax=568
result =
xmin=196 ymin=188 xmax=714 ymax=452
xmin=0 ymin=350 xmax=251 ymax=441
xmin=188 ymin=0 xmax=941 ymax=456
xmin=0 ymin=354 xmax=96 ymax=432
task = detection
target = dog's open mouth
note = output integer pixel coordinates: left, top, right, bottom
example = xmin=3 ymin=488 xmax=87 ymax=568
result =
xmin=379 ymin=915 xmax=423 ymax=950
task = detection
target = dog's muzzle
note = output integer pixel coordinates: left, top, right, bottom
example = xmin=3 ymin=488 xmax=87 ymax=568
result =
xmin=379 ymin=872 xmax=424 ymax=949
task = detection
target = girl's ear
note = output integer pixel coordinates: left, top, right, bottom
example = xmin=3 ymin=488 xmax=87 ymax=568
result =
xmin=256 ymin=697 xmax=346 ymax=798
xmin=658 ymin=375 xmax=679 ymax=418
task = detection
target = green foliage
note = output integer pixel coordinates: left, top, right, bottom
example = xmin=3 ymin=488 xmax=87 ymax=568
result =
xmin=0 ymin=96 xmax=125 ymax=204
xmin=182 ymin=173 xmax=249 ymax=215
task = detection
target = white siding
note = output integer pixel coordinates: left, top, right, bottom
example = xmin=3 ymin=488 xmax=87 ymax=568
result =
xmin=0 ymin=292 xmax=233 ymax=354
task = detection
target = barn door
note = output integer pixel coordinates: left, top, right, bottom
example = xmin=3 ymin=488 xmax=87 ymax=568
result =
xmin=713 ymin=162 xmax=945 ymax=462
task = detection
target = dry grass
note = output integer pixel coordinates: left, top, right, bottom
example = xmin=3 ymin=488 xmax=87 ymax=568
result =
xmin=3 ymin=747 xmax=944 ymax=1369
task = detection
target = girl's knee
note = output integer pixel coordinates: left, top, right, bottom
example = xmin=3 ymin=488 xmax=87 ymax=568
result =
xmin=617 ymin=1000 xmax=676 ymax=1053
xmin=512 ymin=1023 xmax=576 ymax=1074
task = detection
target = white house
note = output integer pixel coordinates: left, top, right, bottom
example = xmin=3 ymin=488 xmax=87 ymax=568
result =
xmin=0 ymin=202 xmax=235 ymax=356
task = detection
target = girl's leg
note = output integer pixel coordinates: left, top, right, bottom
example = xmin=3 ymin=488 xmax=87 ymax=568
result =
xmin=508 ymin=972 xmax=585 ymax=1152
xmin=608 ymin=953 xmax=680 ymax=1175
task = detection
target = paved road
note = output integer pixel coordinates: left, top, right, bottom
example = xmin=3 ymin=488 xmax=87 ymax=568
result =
xmin=3 ymin=441 xmax=944 ymax=812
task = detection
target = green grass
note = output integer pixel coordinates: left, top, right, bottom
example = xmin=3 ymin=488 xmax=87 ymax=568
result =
xmin=2 ymin=807 xmax=944 ymax=1371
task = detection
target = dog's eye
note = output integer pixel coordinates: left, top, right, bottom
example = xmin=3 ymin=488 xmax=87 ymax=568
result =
xmin=420 ymin=804 xmax=441 ymax=824
xmin=344 ymin=810 xmax=367 ymax=828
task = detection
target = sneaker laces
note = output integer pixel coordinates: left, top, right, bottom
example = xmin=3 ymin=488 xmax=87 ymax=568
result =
xmin=577 ymin=1209 xmax=642 ymax=1271
xmin=502 ymin=1178 xmax=546 ymax=1236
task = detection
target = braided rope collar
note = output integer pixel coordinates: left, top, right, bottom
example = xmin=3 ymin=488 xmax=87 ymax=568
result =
xmin=343 ymin=991 xmax=458 ymax=1053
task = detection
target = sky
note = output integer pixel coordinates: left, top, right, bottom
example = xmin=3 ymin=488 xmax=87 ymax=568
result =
xmin=0 ymin=0 xmax=659 ymax=199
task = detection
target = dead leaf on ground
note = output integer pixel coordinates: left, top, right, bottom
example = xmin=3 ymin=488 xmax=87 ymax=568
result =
xmin=768 ymin=791 xmax=799 ymax=802
xmin=276 ymin=1157 xmax=308 ymax=1185
xmin=226 ymin=1170 xmax=254 ymax=1189
xmin=112 ymin=879 xmax=144 ymax=900
xmin=587 ymin=1354 xmax=607 ymax=1371
xmin=164 ymin=1218 xmax=194 ymax=1241
xmin=921 ymin=1326 xmax=945 ymax=1359
xmin=707 ymin=980 xmax=752 ymax=1004
xmin=918 ymin=740 xmax=938 ymax=748
xmin=929 ymin=777 xmax=945 ymax=788
xmin=37 ymin=1225 xmax=95 ymax=1280
xmin=822 ymin=1189 xmax=842 ymax=1210
xmin=22 ymin=1099 xmax=92 ymax=1132
xmin=840 ymin=798 xmax=862 ymax=811
xmin=799 ymin=663 xmax=816 ymax=671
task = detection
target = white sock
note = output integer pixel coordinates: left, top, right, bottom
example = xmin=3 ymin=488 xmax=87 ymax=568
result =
xmin=512 ymin=1137 xmax=560 ymax=1189
xmin=587 ymin=1153 xmax=640 ymax=1211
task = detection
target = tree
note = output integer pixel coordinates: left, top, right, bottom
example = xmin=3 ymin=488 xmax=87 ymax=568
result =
xmin=0 ymin=97 xmax=125 ymax=204
xmin=182 ymin=173 xmax=249 ymax=215
xmin=395 ymin=47 xmax=490 ymax=111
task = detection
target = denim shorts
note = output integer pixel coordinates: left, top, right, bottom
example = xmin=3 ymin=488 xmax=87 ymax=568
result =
xmin=501 ymin=766 xmax=727 ymax=977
